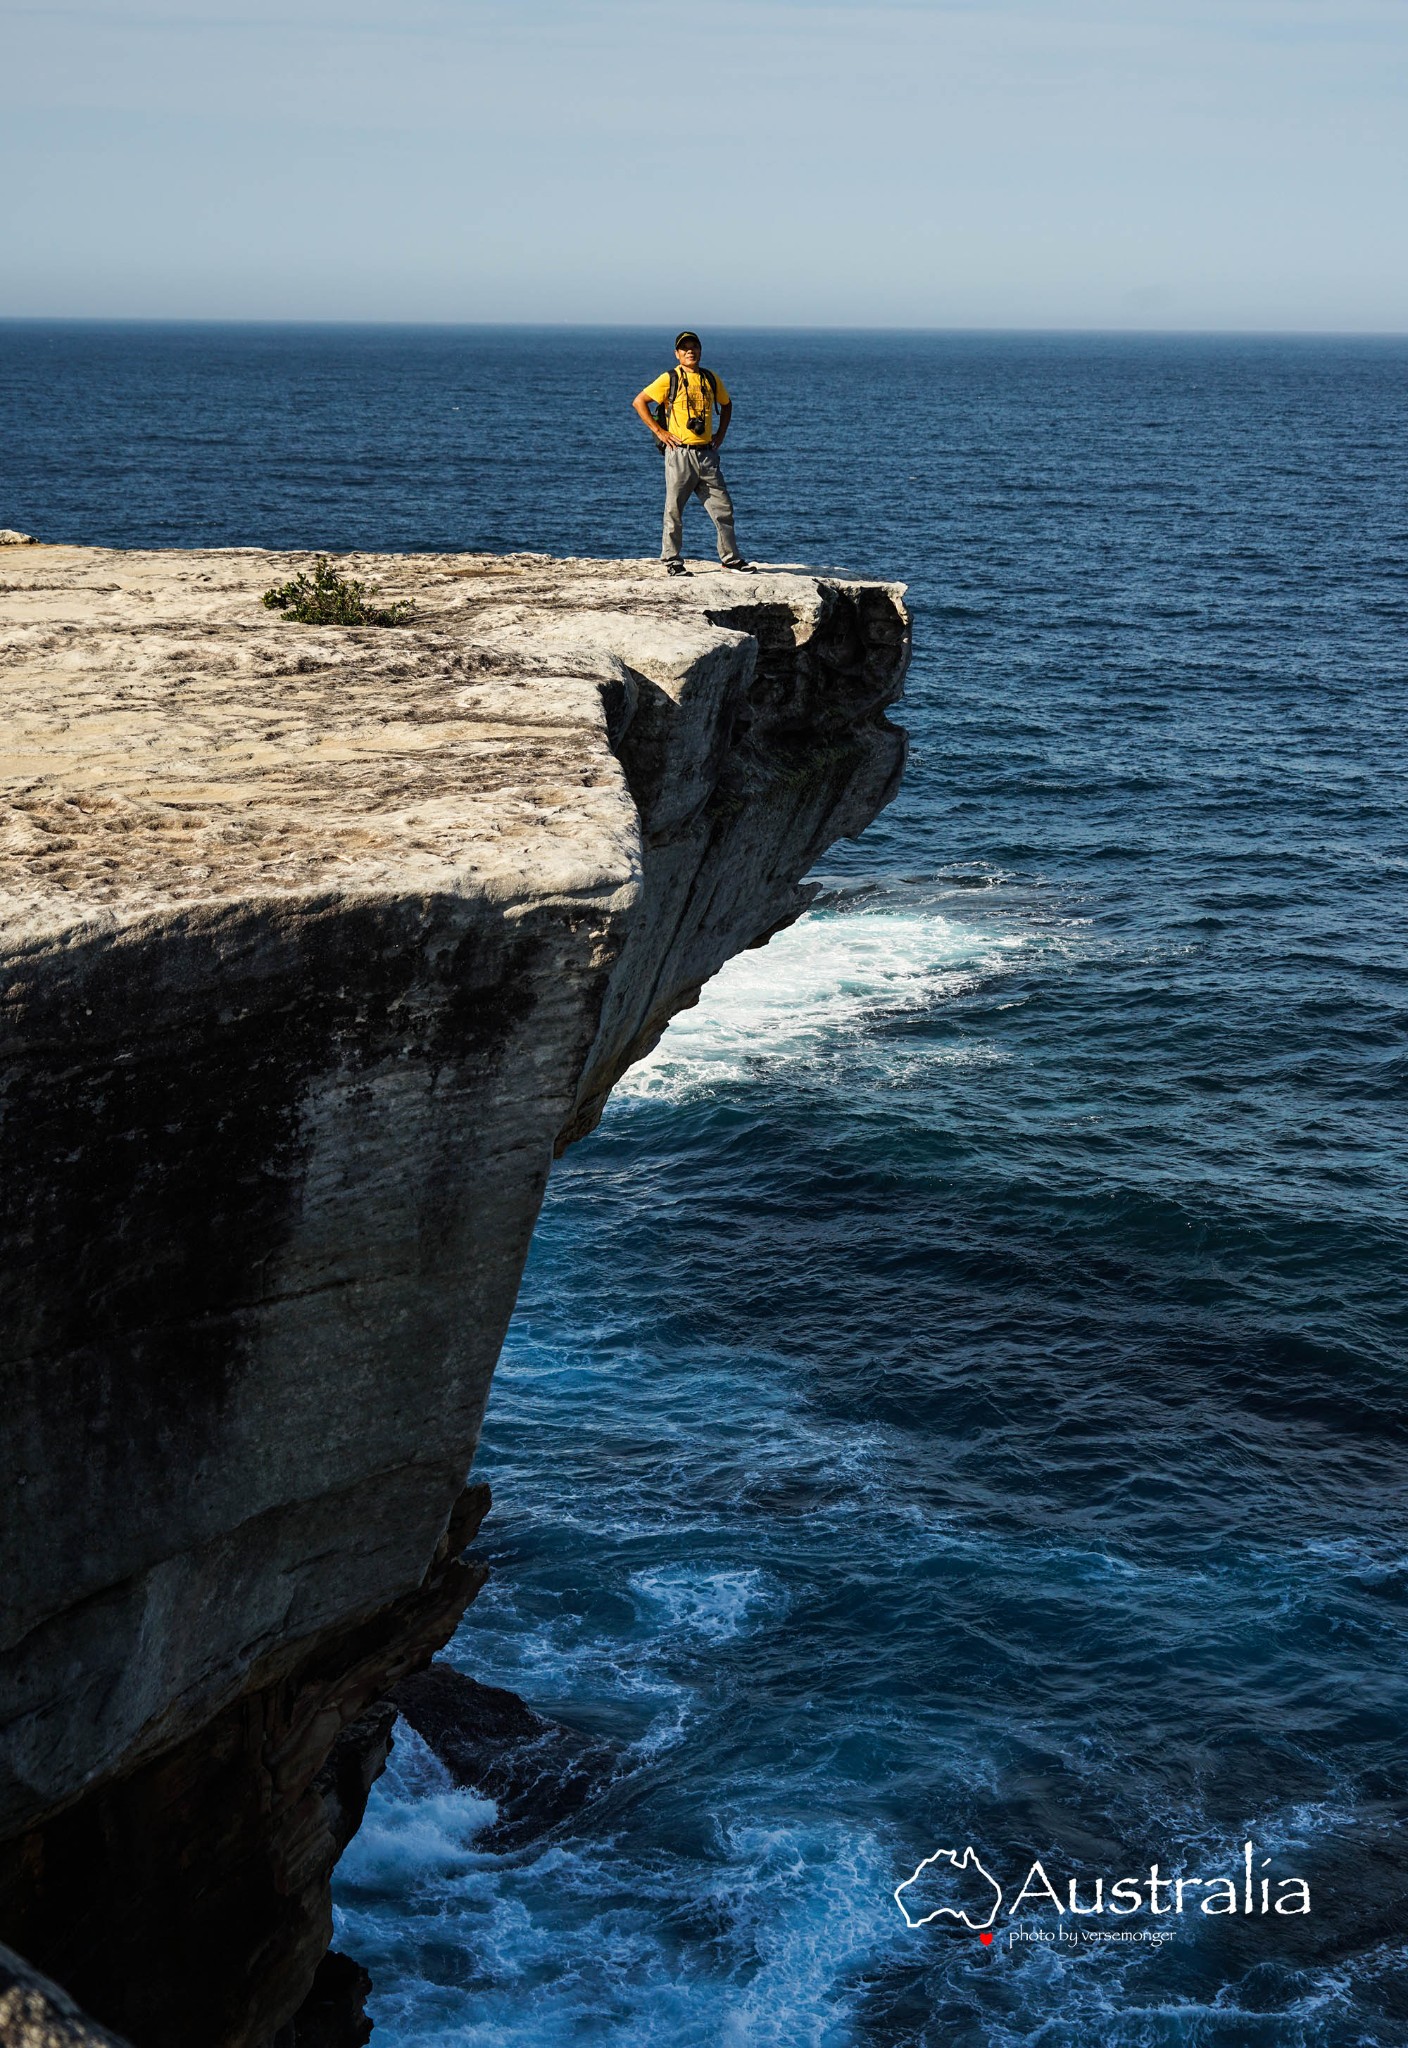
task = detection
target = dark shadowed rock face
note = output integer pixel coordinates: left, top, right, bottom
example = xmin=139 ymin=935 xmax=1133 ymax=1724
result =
xmin=0 ymin=550 xmax=908 ymax=2047
xmin=270 ymin=1954 xmax=373 ymax=2048
xmin=0 ymin=1486 xmax=487 ymax=2048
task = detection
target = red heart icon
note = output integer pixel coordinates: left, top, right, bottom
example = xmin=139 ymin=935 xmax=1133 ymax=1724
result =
xmin=979 ymin=1931 xmax=993 ymax=1946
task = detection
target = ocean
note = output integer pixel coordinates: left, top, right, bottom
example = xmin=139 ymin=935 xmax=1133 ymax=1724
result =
xmin=4 ymin=323 xmax=1406 ymax=2046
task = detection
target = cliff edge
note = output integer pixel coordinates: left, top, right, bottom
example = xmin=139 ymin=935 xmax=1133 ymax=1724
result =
xmin=0 ymin=548 xmax=908 ymax=2048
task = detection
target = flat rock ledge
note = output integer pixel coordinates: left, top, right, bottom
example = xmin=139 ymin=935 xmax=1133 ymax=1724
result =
xmin=0 ymin=548 xmax=908 ymax=2048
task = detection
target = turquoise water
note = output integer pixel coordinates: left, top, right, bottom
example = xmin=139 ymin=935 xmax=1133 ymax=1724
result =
xmin=5 ymin=324 xmax=1406 ymax=2044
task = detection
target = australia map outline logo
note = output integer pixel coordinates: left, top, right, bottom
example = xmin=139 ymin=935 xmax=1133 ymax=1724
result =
xmin=893 ymin=1846 xmax=1003 ymax=1931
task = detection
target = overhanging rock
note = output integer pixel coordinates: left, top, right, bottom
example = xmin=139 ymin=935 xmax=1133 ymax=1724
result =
xmin=0 ymin=547 xmax=908 ymax=2048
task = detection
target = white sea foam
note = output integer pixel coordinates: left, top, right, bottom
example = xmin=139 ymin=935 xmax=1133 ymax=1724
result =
xmin=628 ymin=1564 xmax=777 ymax=1643
xmin=614 ymin=899 xmax=1031 ymax=1103
xmin=334 ymin=1726 xmax=497 ymax=1894
xmin=336 ymin=1790 xmax=904 ymax=2048
xmin=698 ymin=1819 xmax=906 ymax=2047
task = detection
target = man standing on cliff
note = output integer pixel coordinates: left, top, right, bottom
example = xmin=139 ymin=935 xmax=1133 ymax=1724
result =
xmin=632 ymin=332 xmax=751 ymax=576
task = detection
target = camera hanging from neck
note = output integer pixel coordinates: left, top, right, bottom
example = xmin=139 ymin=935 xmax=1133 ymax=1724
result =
xmin=660 ymin=364 xmax=716 ymax=442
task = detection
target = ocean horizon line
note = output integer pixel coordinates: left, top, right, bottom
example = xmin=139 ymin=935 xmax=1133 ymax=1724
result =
xmin=2 ymin=315 xmax=1407 ymax=343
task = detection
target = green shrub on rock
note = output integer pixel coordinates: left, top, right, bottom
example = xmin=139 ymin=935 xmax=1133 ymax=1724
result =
xmin=261 ymin=556 xmax=412 ymax=626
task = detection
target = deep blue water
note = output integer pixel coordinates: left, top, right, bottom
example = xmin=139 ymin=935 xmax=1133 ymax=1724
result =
xmin=5 ymin=323 xmax=1407 ymax=2046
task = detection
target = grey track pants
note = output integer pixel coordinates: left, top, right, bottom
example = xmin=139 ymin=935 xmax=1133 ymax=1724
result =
xmin=662 ymin=444 xmax=741 ymax=564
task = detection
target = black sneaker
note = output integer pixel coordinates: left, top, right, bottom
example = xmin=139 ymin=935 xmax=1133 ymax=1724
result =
xmin=665 ymin=560 xmax=688 ymax=577
xmin=721 ymin=558 xmax=754 ymax=572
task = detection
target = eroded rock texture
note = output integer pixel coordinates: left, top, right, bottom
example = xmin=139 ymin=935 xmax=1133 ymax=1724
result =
xmin=0 ymin=1942 xmax=134 ymax=2048
xmin=0 ymin=548 xmax=907 ymax=2047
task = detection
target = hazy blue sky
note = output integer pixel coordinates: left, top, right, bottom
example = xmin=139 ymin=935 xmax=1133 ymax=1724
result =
xmin=3 ymin=0 xmax=1406 ymax=328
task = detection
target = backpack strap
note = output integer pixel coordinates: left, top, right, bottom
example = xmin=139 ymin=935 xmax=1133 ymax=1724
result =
xmin=652 ymin=367 xmax=680 ymax=432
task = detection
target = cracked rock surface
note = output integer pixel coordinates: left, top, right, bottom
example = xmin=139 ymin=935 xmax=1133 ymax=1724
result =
xmin=0 ymin=547 xmax=907 ymax=2048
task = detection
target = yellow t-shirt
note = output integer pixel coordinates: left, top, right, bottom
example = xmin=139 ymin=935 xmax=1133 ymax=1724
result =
xmin=642 ymin=366 xmax=731 ymax=445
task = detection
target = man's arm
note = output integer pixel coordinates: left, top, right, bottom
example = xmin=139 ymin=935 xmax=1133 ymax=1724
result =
xmin=633 ymin=389 xmax=681 ymax=447
xmin=714 ymin=399 xmax=732 ymax=448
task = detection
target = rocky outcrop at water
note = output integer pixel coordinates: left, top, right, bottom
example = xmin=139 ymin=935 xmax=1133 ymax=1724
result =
xmin=393 ymin=1662 xmax=615 ymax=1850
xmin=0 ymin=547 xmax=908 ymax=2047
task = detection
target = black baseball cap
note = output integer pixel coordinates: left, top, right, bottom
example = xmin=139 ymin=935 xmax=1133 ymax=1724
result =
xmin=674 ymin=330 xmax=701 ymax=350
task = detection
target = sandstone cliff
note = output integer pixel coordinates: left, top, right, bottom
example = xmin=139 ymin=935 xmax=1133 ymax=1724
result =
xmin=0 ymin=548 xmax=908 ymax=2047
